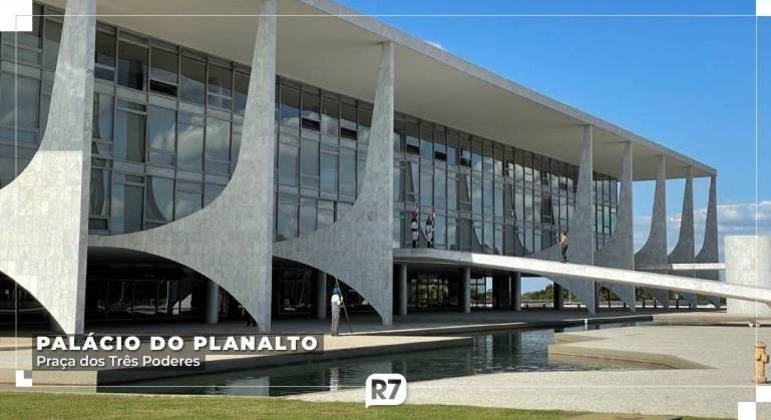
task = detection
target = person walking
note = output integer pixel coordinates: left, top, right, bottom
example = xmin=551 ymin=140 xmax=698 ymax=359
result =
xmin=559 ymin=231 xmax=569 ymax=263
xmin=330 ymin=287 xmax=343 ymax=336
xmin=410 ymin=211 xmax=420 ymax=248
xmin=424 ymin=213 xmax=434 ymax=249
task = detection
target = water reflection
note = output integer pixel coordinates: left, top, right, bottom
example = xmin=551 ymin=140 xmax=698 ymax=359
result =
xmin=101 ymin=322 xmax=652 ymax=397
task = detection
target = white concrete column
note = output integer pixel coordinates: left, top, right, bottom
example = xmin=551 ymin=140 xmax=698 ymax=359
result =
xmin=272 ymin=41 xmax=395 ymax=326
xmin=596 ymin=141 xmax=636 ymax=311
xmin=205 ymin=280 xmax=220 ymax=324
xmin=669 ymin=167 xmax=696 ymax=308
xmin=89 ymin=0 xmax=277 ymax=333
xmin=0 ymin=0 xmax=96 ymax=334
xmin=462 ymin=266 xmax=471 ymax=314
xmin=512 ymin=272 xmax=522 ymax=311
xmin=550 ymin=125 xmax=596 ymax=313
xmin=635 ymin=155 xmax=670 ymax=308
xmin=696 ymin=175 xmax=721 ymax=308
xmin=316 ymin=270 xmax=327 ymax=320
xmin=398 ymin=264 xmax=408 ymax=316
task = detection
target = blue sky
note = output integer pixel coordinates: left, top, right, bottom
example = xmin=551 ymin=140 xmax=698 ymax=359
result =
xmin=336 ymin=1 xmax=767 ymax=291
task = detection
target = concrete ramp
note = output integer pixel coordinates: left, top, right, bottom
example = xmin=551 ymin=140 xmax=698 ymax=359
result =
xmin=394 ymin=249 xmax=771 ymax=305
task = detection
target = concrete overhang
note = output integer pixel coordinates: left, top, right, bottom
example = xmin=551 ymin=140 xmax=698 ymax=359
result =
xmin=40 ymin=0 xmax=715 ymax=180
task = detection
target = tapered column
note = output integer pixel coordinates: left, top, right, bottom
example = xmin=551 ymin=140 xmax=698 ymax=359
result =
xmin=462 ymin=266 xmax=471 ymax=314
xmin=695 ymin=175 xmax=721 ymax=308
xmin=205 ymin=280 xmax=220 ymax=324
xmin=512 ymin=272 xmax=522 ymax=311
xmin=548 ymin=125 xmax=596 ymax=312
xmin=273 ymin=42 xmax=395 ymax=325
xmin=596 ymin=142 xmax=636 ymax=310
xmin=669 ymin=167 xmax=696 ymax=308
xmin=91 ymin=0 xmax=277 ymax=332
xmin=398 ymin=264 xmax=408 ymax=316
xmin=635 ymin=155 xmax=670 ymax=308
xmin=316 ymin=270 xmax=327 ymax=320
xmin=0 ymin=0 xmax=95 ymax=333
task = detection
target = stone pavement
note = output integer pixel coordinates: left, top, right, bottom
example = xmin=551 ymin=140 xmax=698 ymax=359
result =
xmin=291 ymin=325 xmax=771 ymax=419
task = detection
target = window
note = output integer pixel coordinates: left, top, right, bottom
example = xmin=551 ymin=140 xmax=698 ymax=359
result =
xmin=340 ymin=103 xmax=357 ymax=140
xmin=145 ymin=176 xmax=173 ymax=224
xmin=447 ymin=218 xmax=457 ymax=250
xmin=300 ymin=138 xmax=319 ymax=190
xmin=434 ymin=215 xmax=446 ymax=250
xmin=117 ymin=41 xmax=147 ymax=90
xmin=320 ymin=147 xmax=338 ymax=193
xmin=405 ymin=161 xmax=418 ymax=203
xmin=43 ymin=19 xmax=62 ymax=70
xmin=301 ymin=90 xmax=320 ymax=131
xmin=434 ymin=127 xmax=447 ymax=161
xmin=276 ymin=193 xmax=298 ymax=241
xmin=147 ymin=106 xmax=175 ymax=166
xmin=150 ymin=48 xmax=178 ymax=96
xmin=471 ymin=138 xmax=483 ymax=171
xmin=434 ymin=167 xmax=446 ymax=209
xmin=318 ymin=200 xmax=334 ymax=228
xmin=447 ymin=169 xmax=457 ymax=210
xmin=321 ymin=97 xmax=339 ymax=139
xmin=339 ymin=147 xmax=356 ymax=196
xmin=179 ymin=56 xmax=205 ymax=105
xmin=92 ymin=93 xmax=114 ymax=143
xmin=299 ymin=198 xmax=317 ymax=235
xmin=405 ymin=121 xmax=419 ymax=155
xmin=472 ymin=174 xmax=482 ymax=215
xmin=420 ymin=122 xmax=433 ymax=160
xmin=420 ymin=165 xmax=432 ymax=206
xmin=95 ymin=29 xmax=116 ymax=81
xmin=457 ymin=173 xmax=471 ymax=211
xmin=234 ymin=72 xmax=249 ymax=114
xmin=115 ymin=101 xmax=146 ymax=162
xmin=111 ymin=174 xmax=144 ymax=234
xmin=177 ymin=112 xmax=204 ymax=171
xmin=175 ymin=181 xmax=202 ymax=219
xmin=483 ymin=178 xmax=493 ymax=215
xmin=0 ymin=74 xmax=40 ymax=144
xmin=208 ymin=64 xmax=232 ymax=109
xmin=446 ymin=130 xmax=458 ymax=165
xmin=280 ymin=86 xmax=300 ymax=126
xmin=205 ymin=116 xmax=230 ymax=174
xmin=89 ymin=159 xmax=110 ymax=228
xmin=278 ymin=142 xmax=299 ymax=187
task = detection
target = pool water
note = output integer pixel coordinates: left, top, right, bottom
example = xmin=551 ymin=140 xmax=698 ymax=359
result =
xmin=100 ymin=322 xmax=657 ymax=397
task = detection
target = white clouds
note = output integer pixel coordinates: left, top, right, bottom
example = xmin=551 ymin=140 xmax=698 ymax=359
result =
xmin=668 ymin=200 xmax=771 ymax=235
xmin=634 ymin=200 xmax=771 ymax=258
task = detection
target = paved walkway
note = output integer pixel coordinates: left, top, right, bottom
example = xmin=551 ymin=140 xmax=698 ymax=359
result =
xmin=292 ymin=324 xmax=771 ymax=419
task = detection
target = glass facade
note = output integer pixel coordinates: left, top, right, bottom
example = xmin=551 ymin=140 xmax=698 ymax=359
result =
xmin=0 ymin=3 xmax=617 ymax=256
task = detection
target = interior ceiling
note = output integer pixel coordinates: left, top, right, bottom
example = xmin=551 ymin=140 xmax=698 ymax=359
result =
xmin=41 ymin=0 xmax=714 ymax=180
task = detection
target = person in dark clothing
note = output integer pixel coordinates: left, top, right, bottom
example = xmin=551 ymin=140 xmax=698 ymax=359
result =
xmin=559 ymin=231 xmax=569 ymax=263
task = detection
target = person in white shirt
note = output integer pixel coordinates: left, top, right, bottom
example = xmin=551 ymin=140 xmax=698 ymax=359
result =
xmin=424 ymin=213 xmax=434 ymax=248
xmin=330 ymin=287 xmax=343 ymax=336
xmin=410 ymin=212 xmax=419 ymax=248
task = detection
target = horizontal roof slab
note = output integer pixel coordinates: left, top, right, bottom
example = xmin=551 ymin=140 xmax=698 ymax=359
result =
xmin=41 ymin=0 xmax=715 ymax=180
